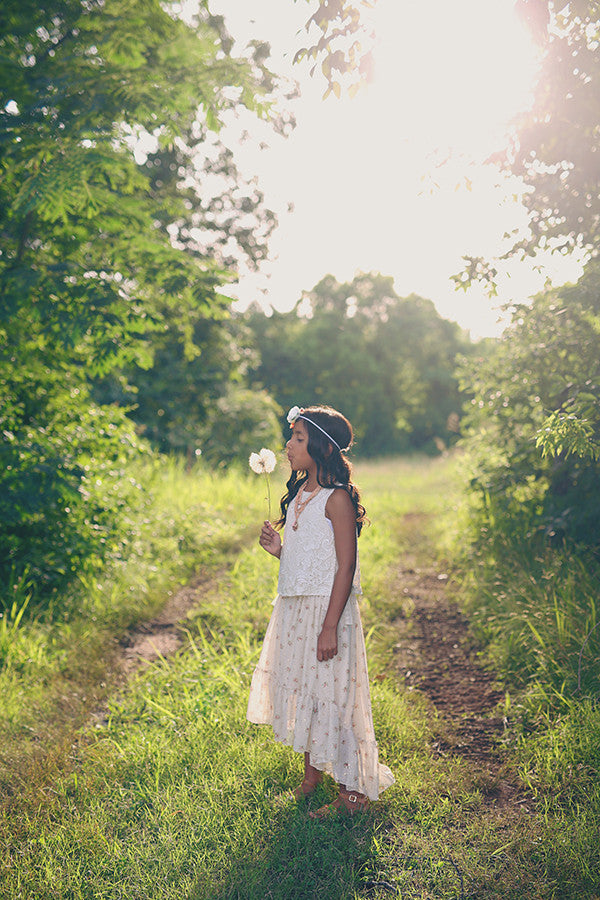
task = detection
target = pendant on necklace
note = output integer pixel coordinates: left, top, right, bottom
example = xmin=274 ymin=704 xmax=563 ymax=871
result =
xmin=291 ymin=484 xmax=320 ymax=533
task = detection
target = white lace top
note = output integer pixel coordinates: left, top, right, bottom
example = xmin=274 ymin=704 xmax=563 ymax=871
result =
xmin=277 ymin=486 xmax=362 ymax=597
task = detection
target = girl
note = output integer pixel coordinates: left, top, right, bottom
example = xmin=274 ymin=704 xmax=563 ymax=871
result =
xmin=247 ymin=405 xmax=394 ymax=817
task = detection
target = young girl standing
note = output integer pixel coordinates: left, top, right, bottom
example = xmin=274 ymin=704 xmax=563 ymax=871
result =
xmin=247 ymin=405 xmax=394 ymax=817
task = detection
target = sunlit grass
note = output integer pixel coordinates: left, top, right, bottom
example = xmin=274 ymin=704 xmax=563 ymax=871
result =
xmin=0 ymin=456 xmax=287 ymax=791
xmin=1 ymin=456 xmax=473 ymax=900
xmin=1 ymin=454 xmax=599 ymax=898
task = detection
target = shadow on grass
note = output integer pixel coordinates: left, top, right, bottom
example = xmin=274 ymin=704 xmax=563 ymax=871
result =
xmin=190 ymin=788 xmax=380 ymax=900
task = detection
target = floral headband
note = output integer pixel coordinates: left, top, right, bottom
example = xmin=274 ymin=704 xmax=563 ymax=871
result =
xmin=287 ymin=406 xmax=345 ymax=451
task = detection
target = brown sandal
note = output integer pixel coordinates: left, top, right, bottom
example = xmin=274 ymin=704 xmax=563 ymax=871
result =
xmin=309 ymin=789 xmax=369 ymax=819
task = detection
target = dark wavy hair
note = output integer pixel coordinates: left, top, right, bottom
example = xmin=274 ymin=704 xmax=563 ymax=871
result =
xmin=275 ymin=405 xmax=367 ymax=535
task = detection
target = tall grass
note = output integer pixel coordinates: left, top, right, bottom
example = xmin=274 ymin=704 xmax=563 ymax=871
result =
xmin=452 ymin=513 xmax=600 ymax=712
xmin=446 ymin=459 xmax=600 ymax=899
xmin=0 ymin=573 xmax=37 ymax=671
xmin=0 ymin=455 xmax=285 ymax=789
xmin=0 ymin=456 xmax=485 ymax=900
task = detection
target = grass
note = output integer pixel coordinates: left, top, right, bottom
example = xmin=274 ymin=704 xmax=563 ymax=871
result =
xmin=0 ymin=456 xmax=280 ymax=793
xmin=1 ymin=455 xmax=600 ymax=898
xmin=447 ymin=449 xmax=600 ymax=712
xmin=454 ymin=526 xmax=600 ymax=708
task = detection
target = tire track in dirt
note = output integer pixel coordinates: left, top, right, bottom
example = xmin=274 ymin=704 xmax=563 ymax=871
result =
xmin=2 ymin=564 xmax=238 ymax=796
xmin=89 ymin=567 xmax=225 ymax=729
xmin=118 ymin=570 xmax=216 ymax=674
xmin=390 ymin=512 xmax=531 ymax=812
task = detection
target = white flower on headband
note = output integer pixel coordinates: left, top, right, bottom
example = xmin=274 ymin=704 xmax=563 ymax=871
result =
xmin=286 ymin=404 xmax=344 ymax=451
xmin=249 ymin=448 xmax=277 ymax=474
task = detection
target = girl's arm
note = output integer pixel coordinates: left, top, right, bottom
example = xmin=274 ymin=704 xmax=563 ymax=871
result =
xmin=317 ymin=489 xmax=357 ymax=662
xmin=259 ymin=520 xmax=282 ymax=558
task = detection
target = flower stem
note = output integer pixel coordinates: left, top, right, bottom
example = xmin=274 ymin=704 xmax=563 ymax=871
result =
xmin=266 ymin=473 xmax=272 ymax=522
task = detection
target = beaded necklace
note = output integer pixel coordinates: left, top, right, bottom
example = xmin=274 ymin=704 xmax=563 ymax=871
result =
xmin=291 ymin=485 xmax=322 ymax=530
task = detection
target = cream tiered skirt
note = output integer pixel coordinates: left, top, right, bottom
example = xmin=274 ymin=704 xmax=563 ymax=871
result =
xmin=247 ymin=592 xmax=394 ymax=801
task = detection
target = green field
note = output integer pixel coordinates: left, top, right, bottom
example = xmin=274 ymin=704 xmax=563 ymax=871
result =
xmin=1 ymin=456 xmax=599 ymax=899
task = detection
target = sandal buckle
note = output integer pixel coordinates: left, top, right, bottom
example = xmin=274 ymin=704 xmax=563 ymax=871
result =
xmin=347 ymin=793 xmax=359 ymax=803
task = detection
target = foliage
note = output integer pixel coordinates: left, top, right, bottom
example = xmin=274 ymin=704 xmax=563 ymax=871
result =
xmin=294 ymin=0 xmax=375 ymax=97
xmin=0 ymin=378 xmax=149 ymax=595
xmin=93 ymin=310 xmax=285 ymax=463
xmin=511 ymin=0 xmax=600 ymax=257
xmin=141 ymin=118 xmax=285 ymax=278
xmin=458 ymin=262 xmax=600 ymax=545
xmin=0 ymin=1 xmax=273 ymax=353
xmin=535 ymin=410 xmax=600 ymax=462
xmin=199 ymin=384 xmax=283 ymax=467
xmin=0 ymin=0 xmax=284 ymax=594
xmin=246 ymin=272 xmax=470 ymax=456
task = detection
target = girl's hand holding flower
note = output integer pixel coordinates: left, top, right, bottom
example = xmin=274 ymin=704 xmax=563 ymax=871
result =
xmin=259 ymin=520 xmax=281 ymax=558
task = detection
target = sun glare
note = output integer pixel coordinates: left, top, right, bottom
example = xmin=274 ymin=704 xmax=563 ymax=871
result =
xmin=368 ymin=0 xmax=540 ymax=158
xmin=212 ymin=0 xmax=556 ymax=339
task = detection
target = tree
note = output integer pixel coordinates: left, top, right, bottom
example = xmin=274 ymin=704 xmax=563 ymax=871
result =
xmin=0 ymin=0 xmax=378 ymax=593
xmin=458 ymin=261 xmax=600 ymax=546
xmin=512 ymin=0 xmax=600 ymax=255
xmin=454 ymin=1 xmax=600 ymax=475
xmin=91 ymin=123 xmax=285 ymax=460
xmin=0 ymin=0 xmax=280 ymax=371
xmin=246 ymin=272 xmax=469 ymax=456
xmin=0 ymin=0 xmax=283 ymax=592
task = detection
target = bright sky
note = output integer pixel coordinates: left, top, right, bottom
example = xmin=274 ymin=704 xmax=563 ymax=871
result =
xmin=208 ymin=0 xmax=583 ymax=339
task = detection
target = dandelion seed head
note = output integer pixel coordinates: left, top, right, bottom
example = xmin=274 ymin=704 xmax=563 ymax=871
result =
xmin=249 ymin=448 xmax=276 ymax=474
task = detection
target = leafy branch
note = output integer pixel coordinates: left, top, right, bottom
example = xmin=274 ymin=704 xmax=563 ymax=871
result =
xmin=535 ymin=409 xmax=600 ymax=462
xmin=294 ymin=0 xmax=375 ymax=96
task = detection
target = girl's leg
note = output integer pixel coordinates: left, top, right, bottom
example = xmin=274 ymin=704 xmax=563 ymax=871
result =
xmin=293 ymin=752 xmax=323 ymax=799
xmin=304 ymin=752 xmax=323 ymax=785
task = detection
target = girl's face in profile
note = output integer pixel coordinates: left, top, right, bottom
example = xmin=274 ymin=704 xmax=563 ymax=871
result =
xmin=286 ymin=419 xmax=314 ymax=473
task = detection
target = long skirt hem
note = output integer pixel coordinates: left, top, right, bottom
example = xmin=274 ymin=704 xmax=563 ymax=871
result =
xmin=247 ymin=593 xmax=394 ymax=802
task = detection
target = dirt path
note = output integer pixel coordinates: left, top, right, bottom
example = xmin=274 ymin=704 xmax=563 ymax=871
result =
xmin=118 ymin=570 xmax=217 ymax=674
xmin=88 ymin=568 xmax=224 ymax=729
xmin=389 ymin=512 xmax=531 ymax=814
